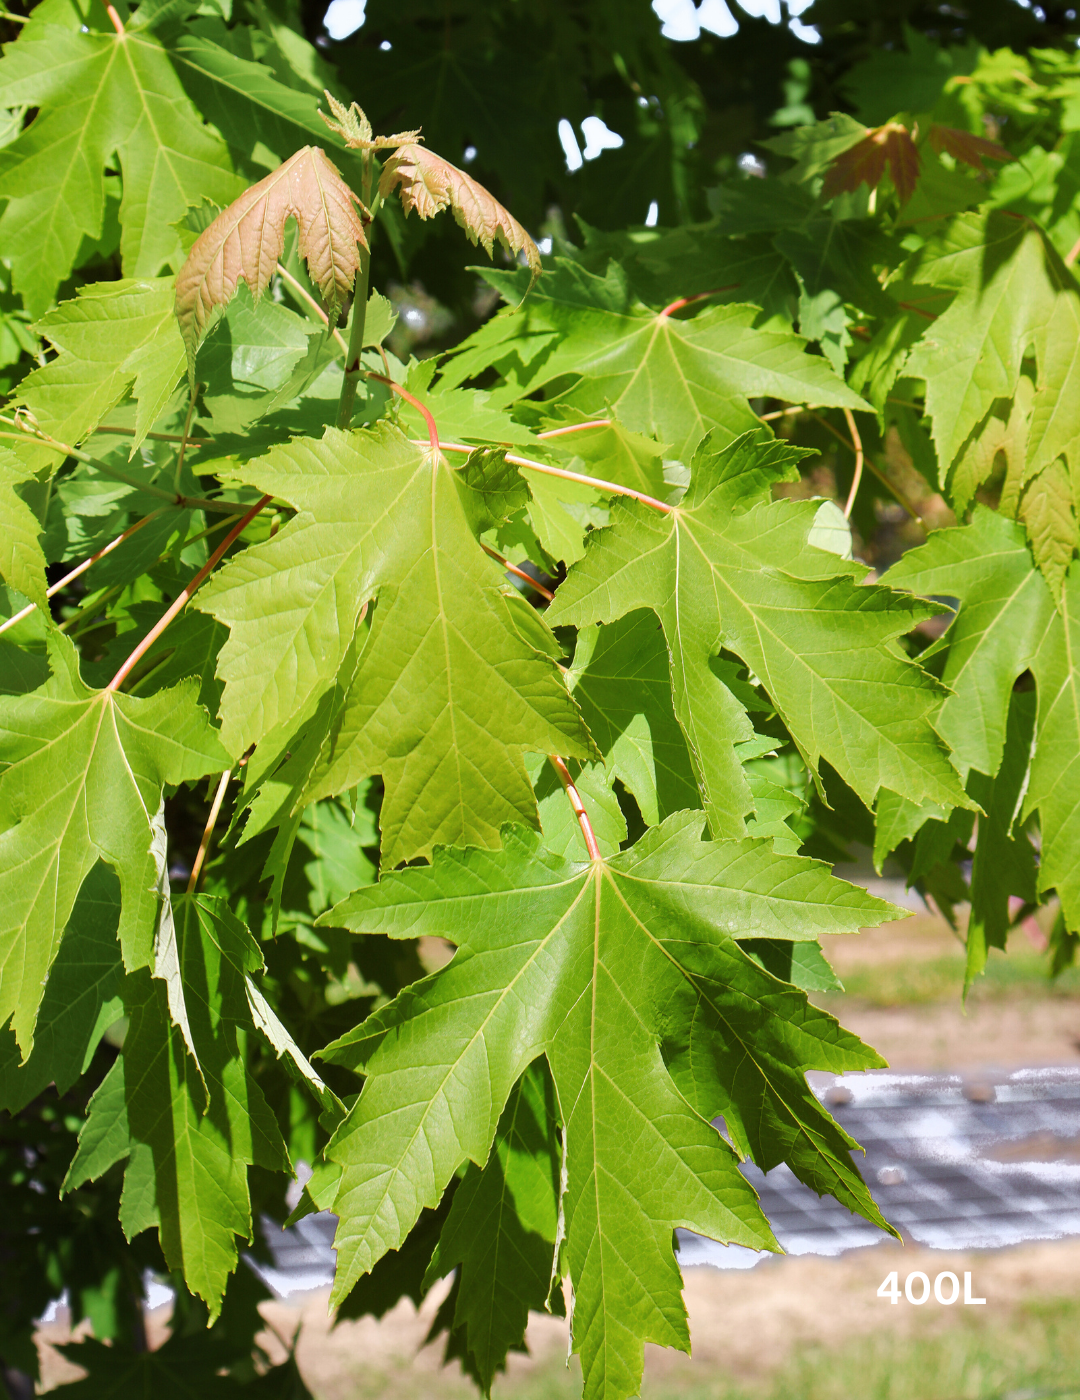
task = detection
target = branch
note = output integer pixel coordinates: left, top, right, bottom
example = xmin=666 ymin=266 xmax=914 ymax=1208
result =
xmin=481 ymin=543 xmax=554 ymax=601
xmin=95 ymin=425 xmax=216 ymax=445
xmin=549 ymin=756 xmax=602 ymax=861
xmin=107 ymin=494 xmax=272 ymax=692
xmin=187 ymin=768 xmax=233 ymax=894
xmin=0 ymin=509 xmax=165 ymax=638
xmin=0 ymin=427 xmax=257 ymax=516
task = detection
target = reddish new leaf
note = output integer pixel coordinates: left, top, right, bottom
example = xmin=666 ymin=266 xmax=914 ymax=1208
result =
xmin=929 ymin=124 xmax=1013 ymax=175
xmin=379 ymin=144 xmax=542 ymax=295
xmin=823 ymin=123 xmax=920 ymax=205
xmin=174 ymin=146 xmax=368 ymax=369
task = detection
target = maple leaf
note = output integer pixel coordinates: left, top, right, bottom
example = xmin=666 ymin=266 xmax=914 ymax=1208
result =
xmin=1017 ymin=458 xmax=1080 ymax=598
xmin=0 ymin=632 xmax=228 ymax=1057
xmin=965 ymin=691 xmax=1038 ymax=987
xmin=903 ymin=210 xmax=1080 ymax=502
xmin=316 ymin=815 xmax=897 ymax=1400
xmin=379 ymin=143 xmax=542 ymax=295
xmin=548 ymin=431 xmax=971 ymax=838
xmin=9 ymin=278 xmax=186 ymax=477
xmin=568 ymin=610 xmax=700 ymax=826
xmin=822 ymin=122 xmax=921 ymax=204
xmin=886 ymin=507 xmax=1054 ymax=781
xmin=199 ymin=424 xmax=592 ymax=865
xmin=423 ymin=1063 xmax=562 ymax=1393
xmin=928 ymin=123 xmax=1013 ymax=176
xmin=466 ymin=260 xmax=868 ymax=459
xmin=0 ymin=447 xmax=47 ymax=608
xmin=0 ymin=18 xmax=243 ymax=316
xmin=1024 ymin=567 xmax=1080 ymax=933
xmin=65 ymin=894 xmax=290 ymax=1315
xmin=0 ymin=862 xmax=124 ymax=1116
xmin=174 ymin=146 xmax=368 ymax=370
xmin=319 ymin=89 xmax=421 ymax=151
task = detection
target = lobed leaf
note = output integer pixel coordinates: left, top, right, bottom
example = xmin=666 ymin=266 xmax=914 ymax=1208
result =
xmin=316 ymin=815 xmax=898 ymax=1400
xmin=548 ymin=431 xmax=971 ymax=838
xmin=0 ymin=632 xmax=228 ymax=1056
xmin=175 ymin=146 xmax=368 ymax=371
xmin=379 ymin=143 xmax=542 ymax=296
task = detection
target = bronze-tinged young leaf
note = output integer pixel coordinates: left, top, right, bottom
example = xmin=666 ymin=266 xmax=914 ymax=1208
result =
xmin=316 ymin=815 xmax=900 ymax=1400
xmin=823 ymin=123 xmax=921 ymax=205
xmin=319 ymin=89 xmax=421 ymax=151
xmin=174 ymin=146 xmax=368 ymax=370
xmin=379 ymin=144 xmax=542 ymax=296
xmin=928 ymin=124 xmax=1013 ymax=176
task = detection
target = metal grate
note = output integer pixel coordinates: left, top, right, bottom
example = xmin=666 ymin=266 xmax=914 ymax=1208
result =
xmin=249 ymin=1066 xmax=1080 ymax=1294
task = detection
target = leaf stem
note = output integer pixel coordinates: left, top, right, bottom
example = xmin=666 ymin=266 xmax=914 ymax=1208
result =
xmin=481 ymin=543 xmax=554 ymax=601
xmin=104 ymin=3 xmax=124 ymax=35
xmin=187 ymin=768 xmax=233 ymax=894
xmin=434 ymin=442 xmax=674 ymax=513
xmin=0 ymin=509 xmax=165 ymax=638
xmin=805 ymin=410 xmax=923 ymax=524
xmin=95 ymin=424 xmax=216 ymax=445
xmin=276 ymin=262 xmax=349 ymax=356
xmin=173 ymin=383 xmax=200 ymax=495
xmin=658 ymin=287 xmax=739 ymax=317
xmin=0 ymin=428 xmax=257 ymax=516
xmin=0 ymin=9 xmax=29 ymax=20
xmin=842 ymin=408 xmax=864 ymax=519
xmin=535 ymin=419 xmax=612 ymax=439
xmin=1065 ymin=234 xmax=1080 ymax=268
xmin=370 ymin=373 xmax=441 ymax=453
xmin=107 ymin=494 xmax=271 ymax=692
xmin=336 ymin=249 xmax=372 ymax=430
xmin=549 ymin=756 xmax=602 ymax=861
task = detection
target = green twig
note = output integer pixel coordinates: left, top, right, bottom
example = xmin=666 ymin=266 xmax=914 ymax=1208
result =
xmin=0 ymin=428 xmax=258 ymax=517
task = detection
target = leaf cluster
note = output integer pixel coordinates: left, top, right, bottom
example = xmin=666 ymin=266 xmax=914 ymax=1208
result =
xmin=1 ymin=5 xmax=1079 ymax=1400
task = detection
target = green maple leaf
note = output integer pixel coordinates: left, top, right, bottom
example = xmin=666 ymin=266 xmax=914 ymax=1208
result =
xmin=66 ymin=894 xmax=290 ymax=1315
xmin=1025 ymin=566 xmax=1080 ymax=932
xmin=9 ymin=278 xmax=186 ymax=477
xmin=471 ymin=260 xmax=868 ymax=458
xmin=0 ymin=862 xmax=124 ymax=1115
xmin=887 ymin=506 xmax=1054 ymax=781
xmin=965 ymin=690 xmax=1038 ymax=987
xmin=1017 ymin=457 xmax=1080 ymax=598
xmin=548 ymin=430 xmax=970 ymax=839
xmin=568 ymin=609 xmax=700 ymax=826
xmin=0 ymin=632 xmax=228 ymax=1056
xmin=200 ymin=424 xmax=592 ymax=866
xmin=0 ymin=447 xmax=47 ymax=607
xmin=904 ymin=211 xmax=1080 ymax=484
xmin=53 ymin=1332 xmax=247 ymax=1400
xmin=166 ymin=20 xmax=360 ymax=175
xmin=315 ymin=815 xmax=897 ymax=1400
xmin=0 ymin=19 xmax=243 ymax=315
xmin=423 ymin=1063 xmax=562 ymax=1394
